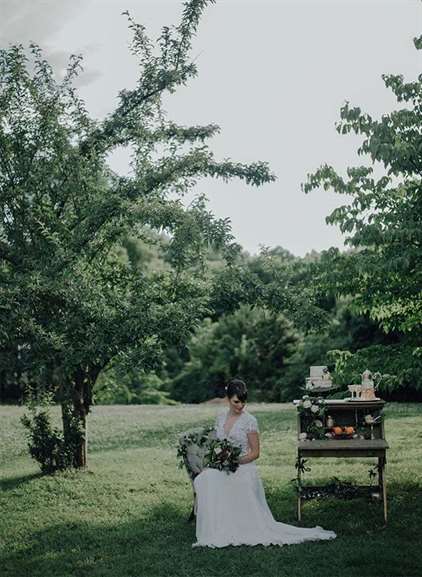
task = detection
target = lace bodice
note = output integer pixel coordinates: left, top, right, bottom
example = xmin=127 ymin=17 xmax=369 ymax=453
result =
xmin=215 ymin=409 xmax=259 ymax=456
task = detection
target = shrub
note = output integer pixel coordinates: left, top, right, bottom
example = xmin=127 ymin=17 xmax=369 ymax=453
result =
xmin=21 ymin=390 xmax=81 ymax=473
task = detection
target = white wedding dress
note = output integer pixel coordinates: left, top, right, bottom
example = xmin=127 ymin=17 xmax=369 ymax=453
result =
xmin=192 ymin=409 xmax=336 ymax=548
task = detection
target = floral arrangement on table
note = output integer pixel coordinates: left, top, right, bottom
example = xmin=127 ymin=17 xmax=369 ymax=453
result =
xmin=177 ymin=426 xmax=242 ymax=477
xmin=297 ymin=395 xmax=386 ymax=442
xmin=297 ymin=395 xmax=327 ymax=440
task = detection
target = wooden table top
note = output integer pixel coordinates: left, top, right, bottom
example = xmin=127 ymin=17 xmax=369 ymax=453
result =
xmin=298 ymin=439 xmax=389 ymax=451
xmin=323 ymin=399 xmax=386 ymax=408
xmin=294 ymin=399 xmax=386 ymax=408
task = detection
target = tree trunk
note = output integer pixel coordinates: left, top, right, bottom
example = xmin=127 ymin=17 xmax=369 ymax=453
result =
xmin=60 ymin=378 xmax=87 ymax=468
xmin=74 ymin=407 xmax=87 ymax=469
xmin=61 ymin=395 xmax=87 ymax=468
xmin=73 ymin=372 xmax=89 ymax=468
xmin=60 ymin=363 xmax=104 ymax=470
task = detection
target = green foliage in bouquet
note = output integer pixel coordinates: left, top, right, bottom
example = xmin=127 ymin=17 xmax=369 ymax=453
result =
xmin=203 ymin=437 xmax=242 ymax=474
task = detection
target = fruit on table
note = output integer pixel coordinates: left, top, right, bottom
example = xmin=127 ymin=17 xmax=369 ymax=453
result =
xmin=331 ymin=426 xmax=355 ymax=436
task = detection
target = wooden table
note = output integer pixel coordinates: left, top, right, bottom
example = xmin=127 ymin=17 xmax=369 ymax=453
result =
xmin=296 ymin=399 xmax=389 ymax=523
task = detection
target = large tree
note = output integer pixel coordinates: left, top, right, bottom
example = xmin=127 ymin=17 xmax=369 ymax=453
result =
xmin=0 ymin=0 xmax=274 ymax=468
xmin=298 ymin=34 xmax=422 ymax=399
xmin=303 ymin=34 xmax=422 ymax=337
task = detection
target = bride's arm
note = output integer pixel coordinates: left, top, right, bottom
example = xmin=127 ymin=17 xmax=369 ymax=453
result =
xmin=238 ymin=431 xmax=260 ymax=464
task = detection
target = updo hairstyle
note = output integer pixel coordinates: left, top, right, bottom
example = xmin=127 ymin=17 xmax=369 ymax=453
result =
xmin=225 ymin=378 xmax=248 ymax=403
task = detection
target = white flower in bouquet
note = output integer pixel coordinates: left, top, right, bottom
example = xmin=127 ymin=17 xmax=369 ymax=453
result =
xmin=303 ymin=399 xmax=312 ymax=409
xmin=311 ymin=404 xmax=319 ymax=414
xmin=365 ymin=414 xmax=375 ymax=425
xmin=299 ymin=432 xmax=307 ymax=441
xmin=314 ymin=419 xmax=323 ymax=428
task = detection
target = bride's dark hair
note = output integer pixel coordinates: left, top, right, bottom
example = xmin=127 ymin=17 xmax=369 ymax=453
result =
xmin=225 ymin=378 xmax=248 ymax=402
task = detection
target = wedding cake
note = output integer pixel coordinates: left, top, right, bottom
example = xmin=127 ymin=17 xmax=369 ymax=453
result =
xmin=305 ymin=366 xmax=333 ymax=391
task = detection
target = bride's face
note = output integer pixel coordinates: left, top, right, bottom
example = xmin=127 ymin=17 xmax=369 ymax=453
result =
xmin=228 ymin=394 xmax=246 ymax=415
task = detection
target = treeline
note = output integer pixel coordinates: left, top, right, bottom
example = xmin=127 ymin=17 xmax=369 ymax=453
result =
xmin=3 ymin=235 xmax=420 ymax=405
xmin=93 ymin=239 xmax=421 ymax=404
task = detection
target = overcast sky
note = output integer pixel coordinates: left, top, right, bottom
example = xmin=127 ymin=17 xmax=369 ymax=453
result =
xmin=1 ymin=0 xmax=421 ymax=256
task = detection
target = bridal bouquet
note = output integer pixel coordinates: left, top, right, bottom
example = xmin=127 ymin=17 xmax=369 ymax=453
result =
xmin=177 ymin=427 xmax=241 ymax=477
xmin=203 ymin=437 xmax=242 ymax=475
xmin=177 ymin=426 xmax=216 ymax=479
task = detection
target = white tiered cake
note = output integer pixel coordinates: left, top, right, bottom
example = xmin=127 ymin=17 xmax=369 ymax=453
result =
xmin=305 ymin=366 xmax=333 ymax=391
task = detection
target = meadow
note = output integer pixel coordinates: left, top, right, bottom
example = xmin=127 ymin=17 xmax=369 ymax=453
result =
xmin=1 ymin=402 xmax=421 ymax=577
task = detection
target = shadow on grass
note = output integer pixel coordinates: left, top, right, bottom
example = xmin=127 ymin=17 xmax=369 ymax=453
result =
xmin=2 ymin=483 xmax=422 ymax=577
xmin=0 ymin=471 xmax=44 ymax=491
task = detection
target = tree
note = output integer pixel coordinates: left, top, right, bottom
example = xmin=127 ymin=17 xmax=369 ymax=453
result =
xmin=303 ymin=34 xmax=422 ymax=336
xmin=0 ymin=1 xmax=274 ymax=468
xmin=170 ymin=304 xmax=298 ymax=402
xmin=209 ymin=247 xmax=332 ymax=330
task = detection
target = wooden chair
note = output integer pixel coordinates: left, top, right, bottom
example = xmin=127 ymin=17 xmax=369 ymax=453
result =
xmin=180 ymin=437 xmax=209 ymax=522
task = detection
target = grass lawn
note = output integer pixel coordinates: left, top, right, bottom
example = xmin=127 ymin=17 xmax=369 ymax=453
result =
xmin=1 ymin=402 xmax=422 ymax=577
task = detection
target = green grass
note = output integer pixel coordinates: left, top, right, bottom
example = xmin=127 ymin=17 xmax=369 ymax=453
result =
xmin=1 ymin=402 xmax=422 ymax=577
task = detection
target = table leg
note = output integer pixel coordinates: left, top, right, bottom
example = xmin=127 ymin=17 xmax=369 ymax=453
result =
xmin=297 ymin=451 xmax=302 ymax=521
xmin=378 ymin=455 xmax=387 ymax=524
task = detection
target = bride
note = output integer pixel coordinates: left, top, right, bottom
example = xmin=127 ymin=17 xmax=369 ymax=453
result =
xmin=192 ymin=378 xmax=337 ymax=548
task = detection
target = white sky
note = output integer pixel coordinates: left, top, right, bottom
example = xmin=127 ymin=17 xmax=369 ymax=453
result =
xmin=1 ymin=0 xmax=421 ymax=256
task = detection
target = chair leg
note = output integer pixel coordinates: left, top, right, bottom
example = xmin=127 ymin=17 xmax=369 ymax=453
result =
xmin=187 ymin=481 xmax=197 ymax=523
xmin=187 ymin=505 xmax=196 ymax=523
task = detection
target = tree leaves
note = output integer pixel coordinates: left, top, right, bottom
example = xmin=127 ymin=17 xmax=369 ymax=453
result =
xmin=302 ymin=37 xmax=422 ymax=335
